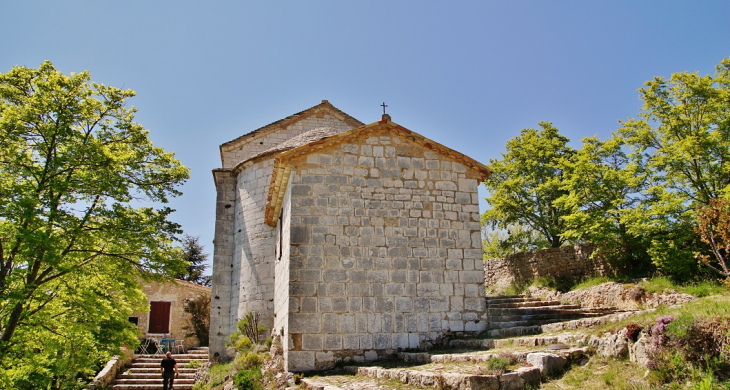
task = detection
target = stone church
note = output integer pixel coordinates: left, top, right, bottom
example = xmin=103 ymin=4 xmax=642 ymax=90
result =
xmin=210 ymin=101 xmax=491 ymax=371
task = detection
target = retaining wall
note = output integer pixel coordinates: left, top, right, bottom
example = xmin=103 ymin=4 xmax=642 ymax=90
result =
xmin=483 ymin=244 xmax=612 ymax=289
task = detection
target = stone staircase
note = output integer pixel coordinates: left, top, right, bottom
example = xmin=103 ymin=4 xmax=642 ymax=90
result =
xmin=485 ymin=295 xmax=620 ymax=338
xmin=111 ymin=347 xmax=208 ymax=390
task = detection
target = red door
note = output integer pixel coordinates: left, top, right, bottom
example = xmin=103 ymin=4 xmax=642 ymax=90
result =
xmin=149 ymin=301 xmax=171 ymax=334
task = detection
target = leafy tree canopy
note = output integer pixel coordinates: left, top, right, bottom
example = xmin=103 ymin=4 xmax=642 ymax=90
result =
xmin=618 ymin=58 xmax=730 ymax=280
xmin=481 ymin=223 xmax=549 ymax=259
xmin=176 ymin=234 xmax=210 ymax=286
xmin=0 ymin=62 xmax=189 ymax=388
xmin=556 ymin=135 xmax=652 ymax=275
xmin=482 ymin=121 xmax=574 ymax=248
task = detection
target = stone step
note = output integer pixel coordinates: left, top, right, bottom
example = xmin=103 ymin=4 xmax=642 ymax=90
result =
xmin=118 ymin=373 xmax=197 ymax=380
xmin=115 ymin=378 xmax=195 ymax=384
xmin=132 ymin=358 xmax=208 ymax=364
xmin=111 ymin=385 xmax=193 ymax=390
xmin=488 ymin=300 xmax=564 ymax=308
xmin=129 ymin=363 xmax=202 ymax=369
xmin=448 ymin=338 xmax=496 ymax=349
xmin=488 ymin=310 xmax=609 ymax=322
xmin=487 ymin=304 xmax=583 ymax=315
xmin=485 ymin=294 xmax=525 ymax=300
xmin=345 ymin=364 xmax=541 ymax=390
xmin=488 ymin=319 xmax=577 ymax=330
xmin=126 ymin=368 xmax=198 ymax=374
xmin=485 ymin=296 xmax=541 ymax=303
xmin=485 ymin=325 xmax=543 ymax=338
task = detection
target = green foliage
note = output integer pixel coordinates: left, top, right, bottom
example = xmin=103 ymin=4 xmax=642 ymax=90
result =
xmin=482 ymin=223 xmax=549 ymax=259
xmin=234 ymin=336 xmax=252 ymax=352
xmin=187 ymin=359 xmax=204 ymax=369
xmin=235 ymin=351 xmax=264 ymax=371
xmin=649 ymin=316 xmax=730 ymax=385
xmin=0 ymin=62 xmax=188 ymax=388
xmin=176 ymin=234 xmax=211 ymax=286
xmin=235 ymin=312 xmax=266 ymax=345
xmin=557 ymin=135 xmax=653 ymax=276
xmin=619 ymin=58 xmax=730 ymax=279
xmin=682 ymin=280 xmax=727 ymax=298
xmin=234 ymin=369 xmax=262 ymax=390
xmin=184 ymin=293 xmax=211 ymax=347
xmin=485 ymin=356 xmax=510 ymax=374
xmin=694 ymin=198 xmax=730 ymax=281
xmin=482 ymin=121 xmax=574 ymax=249
xmin=638 ymin=276 xmax=676 ymax=295
xmin=571 ymin=276 xmax=613 ymax=290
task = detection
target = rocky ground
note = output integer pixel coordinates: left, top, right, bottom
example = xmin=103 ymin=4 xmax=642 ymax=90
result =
xmin=292 ymin=282 xmax=680 ymax=390
xmin=291 ymin=282 xmax=715 ymax=390
xmin=526 ymin=281 xmax=695 ymax=311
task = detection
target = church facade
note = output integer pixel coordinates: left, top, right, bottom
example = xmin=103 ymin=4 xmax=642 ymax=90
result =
xmin=211 ymin=101 xmax=490 ymax=371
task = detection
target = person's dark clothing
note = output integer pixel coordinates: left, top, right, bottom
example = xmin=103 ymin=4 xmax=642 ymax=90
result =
xmin=163 ymin=371 xmax=175 ymax=390
xmin=161 ymin=357 xmax=177 ymax=390
xmin=161 ymin=356 xmax=177 ymax=373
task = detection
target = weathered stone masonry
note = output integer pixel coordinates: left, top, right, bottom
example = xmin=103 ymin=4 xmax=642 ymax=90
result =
xmin=211 ymin=101 xmax=491 ymax=371
xmin=483 ymin=244 xmax=614 ymax=290
xmin=211 ymin=102 xmax=362 ymax=359
xmin=280 ymin=127 xmax=488 ymax=371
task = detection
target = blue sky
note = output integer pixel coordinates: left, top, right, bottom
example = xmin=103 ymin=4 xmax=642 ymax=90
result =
xmin=2 ymin=1 xmax=729 ymax=272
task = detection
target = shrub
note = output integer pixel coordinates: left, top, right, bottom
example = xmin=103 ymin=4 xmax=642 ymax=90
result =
xmin=183 ymin=292 xmax=211 ymax=347
xmin=234 ymin=369 xmax=262 ymax=390
xmin=235 ymin=336 xmax=252 ymax=352
xmin=235 ymin=352 xmax=264 ymax=371
xmin=648 ymin=315 xmax=730 ymax=384
xmin=485 ymin=356 xmax=510 ymax=374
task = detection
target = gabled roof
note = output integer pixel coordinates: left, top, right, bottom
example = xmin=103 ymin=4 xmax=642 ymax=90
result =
xmin=219 ymin=100 xmax=363 ymax=162
xmin=264 ymin=117 xmax=492 ymax=226
xmin=230 ymin=126 xmax=349 ymax=174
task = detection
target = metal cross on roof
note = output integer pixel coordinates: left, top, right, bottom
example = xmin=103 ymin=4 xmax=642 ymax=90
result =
xmin=380 ymin=102 xmax=388 ymax=114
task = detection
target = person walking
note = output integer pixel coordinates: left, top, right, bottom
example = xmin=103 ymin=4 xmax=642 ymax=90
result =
xmin=160 ymin=351 xmax=179 ymax=390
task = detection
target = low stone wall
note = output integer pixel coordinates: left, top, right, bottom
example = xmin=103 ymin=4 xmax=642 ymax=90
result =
xmin=87 ymin=347 xmax=133 ymax=389
xmin=484 ymin=244 xmax=612 ymax=289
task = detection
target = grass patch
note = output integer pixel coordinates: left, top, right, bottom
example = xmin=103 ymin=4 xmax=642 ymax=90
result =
xmin=681 ymin=280 xmax=727 ymax=298
xmin=541 ymin=356 xmax=650 ymax=389
xmin=593 ymin=295 xmax=730 ymax=336
xmin=638 ymin=276 xmax=728 ymax=298
xmin=639 ymin=276 xmax=676 ymax=294
xmin=572 ymin=276 xmax=614 ymax=290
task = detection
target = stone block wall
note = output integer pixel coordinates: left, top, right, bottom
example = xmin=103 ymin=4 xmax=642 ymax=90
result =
xmin=210 ymin=172 xmax=237 ymax=359
xmin=234 ymin=159 xmax=277 ymax=330
xmin=274 ymin=181 xmax=293 ymax=361
xmin=282 ymin=128 xmax=486 ymax=371
xmin=211 ymin=111 xmax=357 ymax=361
xmin=221 ymin=114 xmax=356 ymax=169
xmin=483 ymin=244 xmax=612 ymax=289
xmin=133 ymin=280 xmax=210 ymax=349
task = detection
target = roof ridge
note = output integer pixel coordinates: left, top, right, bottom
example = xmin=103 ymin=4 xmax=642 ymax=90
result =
xmin=220 ymin=100 xmax=363 ymax=150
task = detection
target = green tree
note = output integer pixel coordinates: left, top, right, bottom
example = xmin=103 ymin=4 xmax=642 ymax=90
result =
xmin=481 ymin=223 xmax=549 ymax=259
xmin=183 ymin=293 xmax=210 ymax=347
xmin=0 ymin=62 xmax=189 ymax=388
xmin=694 ymin=198 xmax=730 ymax=282
xmin=176 ymin=234 xmax=210 ymax=286
xmin=556 ymin=135 xmax=652 ymax=275
xmin=482 ymin=121 xmax=574 ymax=248
xmin=620 ymin=58 xmax=730 ymax=280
